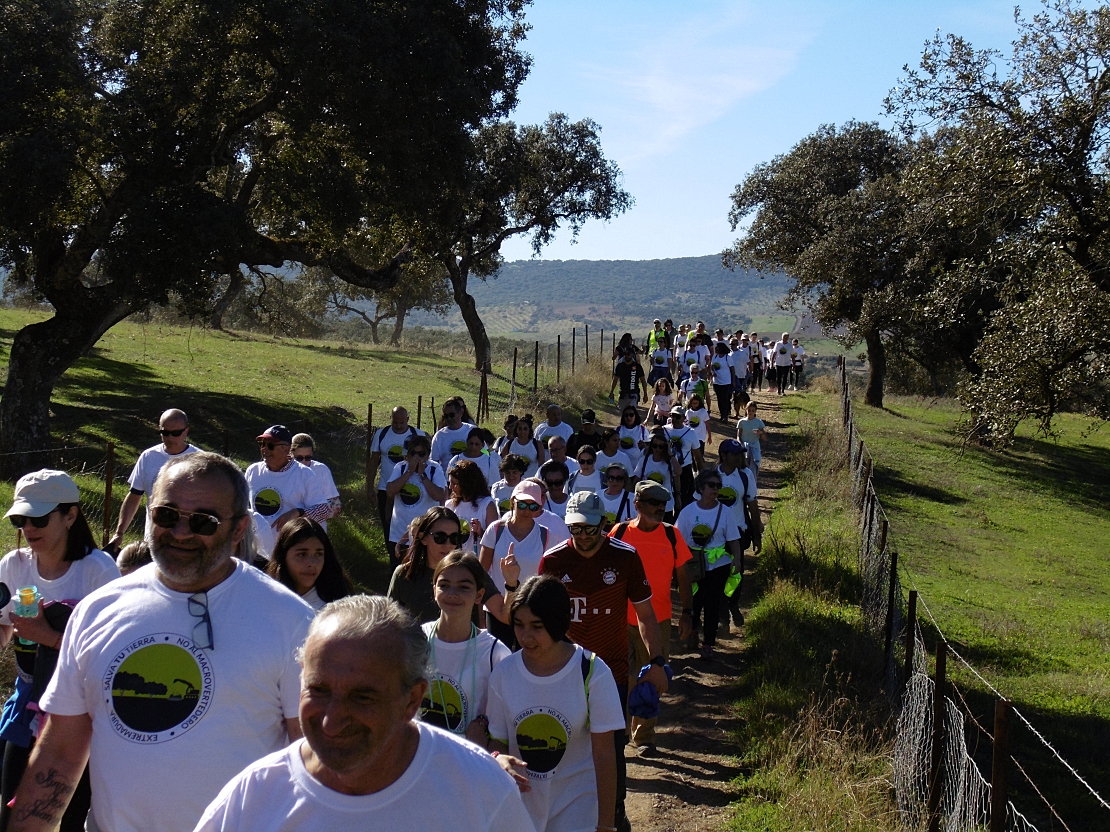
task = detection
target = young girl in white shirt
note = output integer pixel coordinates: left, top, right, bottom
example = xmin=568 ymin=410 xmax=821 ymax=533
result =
xmin=268 ymin=518 xmax=355 ymax=611
xmin=645 ymin=378 xmax=676 ymax=427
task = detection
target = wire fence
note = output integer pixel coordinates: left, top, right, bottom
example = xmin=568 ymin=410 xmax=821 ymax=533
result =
xmin=835 ymin=358 xmax=1108 ymax=832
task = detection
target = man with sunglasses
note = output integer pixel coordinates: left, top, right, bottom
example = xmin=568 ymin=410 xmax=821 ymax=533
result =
xmin=430 ymin=401 xmax=477 ymax=469
xmin=368 ymin=407 xmax=427 ymax=545
xmin=538 ymin=491 xmax=668 ymax=832
xmin=22 ymin=452 xmax=313 ymax=832
xmin=106 ymin=408 xmax=199 ymax=556
xmin=245 ymin=425 xmax=331 ymax=537
xmin=566 ymin=409 xmax=606 ymax=458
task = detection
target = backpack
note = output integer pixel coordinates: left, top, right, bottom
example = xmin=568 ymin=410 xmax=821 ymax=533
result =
xmin=376 ymin=425 xmax=419 ymax=452
xmin=612 ymin=520 xmax=678 ymax=563
xmin=492 ymin=518 xmax=549 ymax=551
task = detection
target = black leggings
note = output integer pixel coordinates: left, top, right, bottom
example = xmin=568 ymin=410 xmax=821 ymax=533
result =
xmin=693 ymin=565 xmax=730 ymax=647
xmin=0 ymin=739 xmax=91 ymax=832
xmin=776 ymin=365 xmax=788 ymax=395
xmin=713 ymin=383 xmax=732 ymax=421
xmin=752 ymin=364 xmax=764 ymax=390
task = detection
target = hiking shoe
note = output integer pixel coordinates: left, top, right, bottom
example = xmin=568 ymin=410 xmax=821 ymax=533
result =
xmin=731 ymin=609 xmax=745 ymax=628
xmin=699 ymin=645 xmax=715 ymax=660
xmin=638 ymin=744 xmax=659 ymax=758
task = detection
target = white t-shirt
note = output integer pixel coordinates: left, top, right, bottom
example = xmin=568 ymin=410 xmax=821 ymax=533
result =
xmin=127 ymin=443 xmax=200 ymax=535
xmin=676 ymin=502 xmax=740 ymax=570
xmin=731 ymin=346 xmax=752 ymax=377
xmin=491 ymin=480 xmax=515 ymax=516
xmin=41 ymin=560 xmax=313 ymax=832
xmin=306 ymin=460 xmax=340 ymax=501
xmin=772 ymin=341 xmax=794 ymax=367
xmin=683 ymin=344 xmax=710 ymax=370
xmin=649 ymin=393 xmax=674 ymax=418
xmin=595 ymin=450 xmax=633 ymax=478
xmin=421 ymin=623 xmax=510 ymax=734
xmin=431 ymin=424 xmax=479 ymax=469
xmin=637 ymin=456 xmax=676 ymax=513
xmin=508 ymin=438 xmax=543 ymax=477
xmin=387 ymin=461 xmax=449 ymax=544
xmin=649 ymin=347 xmax=670 ymax=369
xmin=446 ymin=496 xmax=496 ymax=552
xmin=300 ymin=586 xmax=325 ymax=611
xmin=449 ymin=451 xmax=502 ymax=488
xmin=250 ymin=511 xmax=278 ymax=560
xmin=539 ymin=511 xmax=571 ymax=547
xmin=663 ymin=425 xmax=698 ymax=468
xmin=567 ymin=468 xmax=602 ymax=497
xmin=480 ymin=520 xmax=551 ymax=592
xmin=709 ymin=354 xmax=733 ymax=386
xmin=617 ymin=424 xmax=650 ymax=473
xmin=598 ymin=490 xmax=634 ymax=529
xmin=194 ymin=726 xmax=537 ymax=832
xmin=790 ymin=344 xmax=806 ymax=364
xmin=371 ymin=426 xmax=427 ymax=488
xmin=551 ymin=456 xmax=580 ymax=477
xmin=245 ymin=461 xmax=329 ymax=527
xmin=685 ymin=408 xmax=711 ymax=444
xmin=716 ymin=466 xmax=757 ymax=532
xmin=0 ymin=548 xmax=120 ymax=686
xmin=544 ymin=495 xmax=570 ymax=518
xmin=487 ymin=647 xmax=625 ymax=832
xmin=535 ymin=422 xmax=575 ymax=448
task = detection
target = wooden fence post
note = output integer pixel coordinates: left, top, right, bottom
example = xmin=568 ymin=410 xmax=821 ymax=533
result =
xmin=905 ymin=590 xmax=918 ymax=684
xmin=572 ymin=328 xmax=576 ymax=374
xmin=103 ymin=442 xmax=114 ymax=547
xmin=600 ymin=328 xmax=604 ymax=361
xmin=585 ymin=324 xmax=590 ymax=364
xmin=366 ymin=403 xmax=374 ymax=503
xmin=430 ymin=397 xmax=435 ymax=430
xmin=927 ymin=642 xmax=947 ymax=832
xmin=990 ymin=700 xmax=1012 ymax=832
xmin=417 ymin=396 xmax=422 ymax=431
xmin=557 ymin=335 xmax=561 ymax=384
xmin=512 ymin=348 xmax=518 ymax=401
xmin=533 ymin=341 xmax=539 ymax=394
xmin=882 ymin=536 xmax=897 ymax=671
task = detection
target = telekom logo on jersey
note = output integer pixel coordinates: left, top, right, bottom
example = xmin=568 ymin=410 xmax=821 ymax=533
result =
xmin=569 ymin=597 xmax=613 ymax=622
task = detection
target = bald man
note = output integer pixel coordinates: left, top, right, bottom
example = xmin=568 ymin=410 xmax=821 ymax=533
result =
xmin=368 ymin=407 xmax=427 ymax=555
xmin=107 ymin=408 xmax=200 ymax=554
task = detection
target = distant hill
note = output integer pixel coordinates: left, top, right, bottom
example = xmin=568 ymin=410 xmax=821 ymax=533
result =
xmin=406 ymin=255 xmax=794 ymax=340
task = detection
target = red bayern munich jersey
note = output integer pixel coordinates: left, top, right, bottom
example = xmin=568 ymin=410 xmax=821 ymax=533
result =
xmin=539 ymin=537 xmax=652 ymax=682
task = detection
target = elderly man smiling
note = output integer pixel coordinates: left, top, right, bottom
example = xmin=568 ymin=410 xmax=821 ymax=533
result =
xmin=245 ymin=425 xmax=331 ymax=535
xmin=195 ymin=596 xmax=536 ymax=832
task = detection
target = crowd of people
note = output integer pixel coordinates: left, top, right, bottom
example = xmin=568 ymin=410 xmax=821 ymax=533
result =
xmin=0 ymin=321 xmax=803 ymax=832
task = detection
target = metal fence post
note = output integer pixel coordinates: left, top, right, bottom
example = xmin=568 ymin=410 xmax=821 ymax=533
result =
xmin=366 ymin=403 xmax=373 ymax=503
xmin=102 ymin=442 xmax=114 ymax=547
xmin=883 ymin=537 xmax=897 ymax=673
xmin=905 ymin=590 xmax=918 ymax=684
xmin=927 ymin=641 xmax=947 ymax=832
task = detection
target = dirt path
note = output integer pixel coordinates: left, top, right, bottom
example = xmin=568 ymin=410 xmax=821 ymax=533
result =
xmin=597 ymin=389 xmax=792 ymax=832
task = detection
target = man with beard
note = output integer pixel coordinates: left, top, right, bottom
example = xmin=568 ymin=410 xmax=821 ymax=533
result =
xmin=195 ymin=596 xmax=535 ymax=831
xmin=14 ymin=452 xmax=313 ymax=832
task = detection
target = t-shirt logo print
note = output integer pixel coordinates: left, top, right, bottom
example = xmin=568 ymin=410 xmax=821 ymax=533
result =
xmin=691 ymin=523 xmax=713 ymax=547
xmin=387 ymin=444 xmax=406 ymax=464
xmin=602 ymin=569 xmax=617 ymax=586
xmin=718 ymin=486 xmax=738 ymax=507
xmin=515 ymin=708 xmax=571 ymax=779
xmin=399 ymin=481 xmax=422 ymax=506
xmin=254 ymin=487 xmax=282 ymax=517
xmin=422 ymin=678 xmax=466 ymax=732
xmin=104 ymin=634 xmax=214 ymax=743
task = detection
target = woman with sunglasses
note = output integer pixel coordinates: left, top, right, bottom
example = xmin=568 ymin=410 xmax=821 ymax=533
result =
xmin=0 ymin=470 xmax=120 ymax=831
xmin=507 ymin=414 xmax=545 ymax=478
xmin=637 ymin=430 xmax=680 ymax=519
xmin=676 ymin=467 xmax=743 ymax=660
xmin=617 ymin=405 xmax=650 ymax=474
xmin=445 ymin=459 xmax=498 ymax=553
xmin=389 ymin=507 xmax=503 ymax=625
xmin=266 ymin=518 xmax=353 ymax=611
xmin=685 ymin=392 xmax=713 ymax=451
xmin=421 ymin=551 xmax=509 ymax=749
xmin=479 ymin=482 xmax=552 ymax=647
xmin=449 ymin=427 xmax=501 ymax=488
xmin=492 ymin=414 xmax=518 ymax=457
xmin=566 ymin=446 xmax=603 ymax=497
xmin=597 ymin=462 xmax=634 ymax=532
xmin=538 ymin=460 xmax=571 ymax=518
xmin=385 ymin=434 xmax=447 ymax=568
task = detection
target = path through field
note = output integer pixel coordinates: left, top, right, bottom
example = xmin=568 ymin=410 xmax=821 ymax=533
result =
xmin=597 ymin=390 xmax=792 ymax=832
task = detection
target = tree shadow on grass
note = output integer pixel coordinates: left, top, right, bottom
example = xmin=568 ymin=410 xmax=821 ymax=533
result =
xmin=871 ymin=469 xmax=967 ymax=506
xmin=963 ymin=437 xmax=1110 ymax=512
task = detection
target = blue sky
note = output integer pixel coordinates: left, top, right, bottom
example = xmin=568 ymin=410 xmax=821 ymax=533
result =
xmin=498 ymin=0 xmax=1026 ymax=262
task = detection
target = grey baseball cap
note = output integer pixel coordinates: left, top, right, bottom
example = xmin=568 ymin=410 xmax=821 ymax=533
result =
xmin=565 ymin=491 xmax=604 ymax=526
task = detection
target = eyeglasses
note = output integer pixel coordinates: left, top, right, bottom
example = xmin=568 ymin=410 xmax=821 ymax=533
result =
xmin=429 ymin=531 xmax=467 ymax=545
xmin=293 ymin=453 xmax=313 ymax=463
xmin=703 ymin=482 xmax=723 ymax=490
xmin=623 ymin=412 xmax=636 ymax=418
xmin=188 ymin=591 xmax=214 ymax=650
xmin=650 ymin=444 xmax=667 ymax=451
xmin=544 ymin=479 xmax=565 ymax=488
xmin=9 ymin=508 xmax=61 ymax=529
xmin=578 ymin=457 xmax=596 ymax=465
xmin=639 ymin=497 xmax=666 ymax=507
xmin=568 ymin=524 xmax=601 ymax=536
xmin=515 ymin=501 xmax=542 ymax=512
xmin=408 ymin=449 xmax=429 ymax=458
xmin=607 ymin=473 xmax=626 ymax=481
xmin=159 ymin=428 xmax=187 ymax=437
xmin=151 ymin=505 xmax=226 ymax=536
xmin=258 ymin=441 xmax=289 ymax=450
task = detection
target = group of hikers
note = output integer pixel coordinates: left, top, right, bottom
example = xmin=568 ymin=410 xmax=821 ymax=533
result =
xmin=0 ymin=321 xmax=802 ymax=832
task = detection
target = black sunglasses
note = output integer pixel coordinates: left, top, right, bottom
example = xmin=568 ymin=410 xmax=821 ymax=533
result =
xmin=515 ymin=500 xmax=542 ymax=512
xmin=151 ymin=505 xmax=227 ymax=536
xmin=159 ymin=427 xmax=187 ymax=437
xmin=293 ymin=454 xmax=313 ymax=463
xmin=408 ymin=449 xmax=429 ymax=458
xmin=607 ymin=473 xmax=626 ymax=481
xmin=703 ymin=482 xmax=723 ymax=490
xmin=578 ymin=457 xmax=596 ymax=465
xmin=640 ymin=496 xmax=666 ymax=507
xmin=9 ymin=508 xmax=61 ymax=529
xmin=258 ymin=441 xmax=288 ymax=450
xmin=429 ymin=531 xmax=467 ymax=545
xmin=568 ymin=524 xmax=601 ymax=536
xmin=545 ymin=479 xmax=566 ymax=488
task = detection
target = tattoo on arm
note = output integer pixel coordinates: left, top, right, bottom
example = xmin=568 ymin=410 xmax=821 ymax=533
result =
xmin=15 ymin=768 xmax=75 ymax=823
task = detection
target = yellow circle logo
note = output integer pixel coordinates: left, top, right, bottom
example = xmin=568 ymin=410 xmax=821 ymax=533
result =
xmin=254 ymin=488 xmax=281 ymax=517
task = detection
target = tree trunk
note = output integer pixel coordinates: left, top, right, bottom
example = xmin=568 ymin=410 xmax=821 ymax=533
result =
xmin=446 ymin=265 xmax=491 ymax=370
xmin=0 ymin=300 xmax=134 ymax=477
xmin=208 ymin=269 xmax=245 ymax=330
xmin=390 ymin=305 xmax=408 ymax=346
xmin=368 ymin=319 xmax=380 ymax=344
xmin=863 ymin=328 xmax=886 ymax=408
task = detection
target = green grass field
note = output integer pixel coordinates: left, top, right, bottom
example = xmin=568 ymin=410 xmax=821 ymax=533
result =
xmin=835 ymin=389 xmax=1110 ymax=827
xmin=0 ymin=308 xmax=547 ymax=591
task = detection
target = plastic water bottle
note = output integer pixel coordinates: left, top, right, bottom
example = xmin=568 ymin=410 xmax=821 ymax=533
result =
xmin=15 ymin=586 xmax=40 ymax=645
